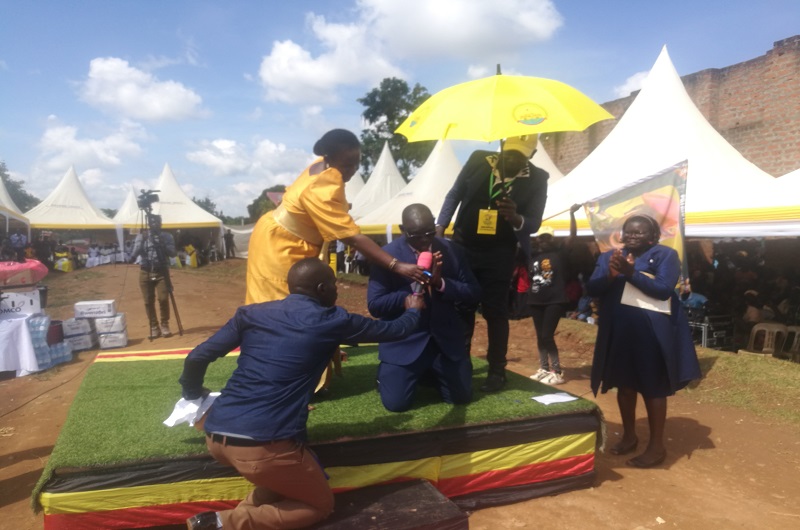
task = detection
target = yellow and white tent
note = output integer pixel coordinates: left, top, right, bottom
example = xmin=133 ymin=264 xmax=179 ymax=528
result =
xmin=542 ymin=46 xmax=798 ymax=238
xmin=26 ymin=166 xmax=118 ymax=230
xmin=358 ymin=140 xmax=462 ymax=236
xmin=0 ymin=175 xmax=30 ymax=235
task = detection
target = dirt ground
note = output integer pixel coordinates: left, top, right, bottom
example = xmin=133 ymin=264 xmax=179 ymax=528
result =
xmin=1 ymin=260 xmax=799 ymax=530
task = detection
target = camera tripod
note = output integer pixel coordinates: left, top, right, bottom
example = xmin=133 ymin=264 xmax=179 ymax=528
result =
xmin=136 ymin=190 xmax=184 ymax=339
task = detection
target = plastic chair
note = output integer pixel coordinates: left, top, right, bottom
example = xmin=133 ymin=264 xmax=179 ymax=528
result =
xmin=744 ymin=322 xmax=788 ymax=355
xmin=782 ymin=325 xmax=800 ymax=362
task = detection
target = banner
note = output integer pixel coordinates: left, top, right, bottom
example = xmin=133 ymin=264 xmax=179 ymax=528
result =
xmin=583 ymin=161 xmax=688 ymax=269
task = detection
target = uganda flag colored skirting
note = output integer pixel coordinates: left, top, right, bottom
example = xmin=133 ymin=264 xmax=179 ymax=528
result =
xmin=37 ymin=347 xmax=602 ymax=529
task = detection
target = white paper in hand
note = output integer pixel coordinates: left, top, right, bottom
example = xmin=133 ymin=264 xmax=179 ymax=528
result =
xmin=163 ymin=392 xmax=220 ymax=427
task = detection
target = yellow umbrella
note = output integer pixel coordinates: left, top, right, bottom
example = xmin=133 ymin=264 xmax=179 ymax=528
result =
xmin=395 ymin=73 xmax=614 ymax=142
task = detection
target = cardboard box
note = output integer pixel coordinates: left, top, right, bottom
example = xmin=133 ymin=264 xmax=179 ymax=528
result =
xmin=62 ymin=317 xmax=94 ymax=337
xmin=98 ymin=330 xmax=128 ymax=350
xmin=94 ymin=313 xmax=126 ymax=334
xmin=64 ymin=332 xmax=97 ymax=352
xmin=0 ymin=289 xmax=41 ymax=320
xmin=74 ymin=300 xmax=117 ymax=319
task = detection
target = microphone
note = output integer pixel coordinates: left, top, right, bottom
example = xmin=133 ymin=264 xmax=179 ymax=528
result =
xmin=412 ymin=251 xmax=433 ymax=295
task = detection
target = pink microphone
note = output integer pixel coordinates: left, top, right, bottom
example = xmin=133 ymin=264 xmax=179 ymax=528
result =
xmin=417 ymin=251 xmax=433 ymax=271
xmin=413 ymin=251 xmax=433 ymax=295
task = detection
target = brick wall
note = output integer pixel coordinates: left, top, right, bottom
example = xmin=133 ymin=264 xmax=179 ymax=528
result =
xmin=543 ymin=35 xmax=800 ymax=177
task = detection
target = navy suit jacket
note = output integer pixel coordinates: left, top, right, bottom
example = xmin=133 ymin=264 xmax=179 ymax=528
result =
xmin=368 ymin=236 xmax=481 ymax=366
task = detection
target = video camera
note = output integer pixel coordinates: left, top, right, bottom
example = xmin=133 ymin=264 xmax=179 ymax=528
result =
xmin=137 ymin=189 xmax=160 ymax=212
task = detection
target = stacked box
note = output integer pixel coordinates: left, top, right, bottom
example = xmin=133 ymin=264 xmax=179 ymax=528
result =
xmin=74 ymin=300 xmax=117 ymax=319
xmin=0 ymin=288 xmax=42 ymax=320
xmin=95 ymin=313 xmax=128 ymax=350
xmin=62 ymin=317 xmax=94 ymax=337
xmin=62 ymin=316 xmax=97 ymax=352
xmin=64 ymin=333 xmax=97 ymax=352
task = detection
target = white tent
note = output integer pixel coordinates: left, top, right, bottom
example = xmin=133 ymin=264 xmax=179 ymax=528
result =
xmin=542 ymin=46 xmax=797 ymax=237
xmin=344 ymin=172 xmax=366 ymax=204
xmin=348 ymin=142 xmax=407 ymax=220
xmin=113 ymin=186 xmax=143 ymax=228
xmin=25 ymin=166 xmax=123 ymax=250
xmin=115 ymin=164 xmax=223 ymax=230
xmin=26 ymin=166 xmax=119 ymax=230
xmin=0 ymin=176 xmax=30 ymax=235
xmin=531 ymin=139 xmax=564 ymax=184
xmin=358 ymin=140 xmax=463 ymax=235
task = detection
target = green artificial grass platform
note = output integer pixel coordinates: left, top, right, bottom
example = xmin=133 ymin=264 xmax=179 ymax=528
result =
xmin=35 ymin=346 xmax=596 ymax=505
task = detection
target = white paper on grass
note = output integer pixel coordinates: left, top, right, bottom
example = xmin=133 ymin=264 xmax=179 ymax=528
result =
xmin=163 ymin=392 xmax=220 ymax=427
xmin=532 ymin=392 xmax=579 ymax=405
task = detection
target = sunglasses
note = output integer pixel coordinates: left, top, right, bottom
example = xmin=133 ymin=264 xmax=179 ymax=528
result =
xmin=405 ymin=230 xmax=436 ymax=241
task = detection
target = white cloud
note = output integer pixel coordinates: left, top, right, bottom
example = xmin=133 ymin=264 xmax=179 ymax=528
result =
xmin=80 ymin=57 xmax=206 ymax=121
xmin=183 ymin=137 xmax=315 ymax=217
xmin=360 ymin=0 xmax=562 ymax=60
xmin=258 ymin=13 xmax=403 ymax=104
xmin=0 ymin=59 xmax=8 ymax=71
xmin=27 ymin=117 xmax=147 ymax=200
xmin=256 ymin=1 xmax=561 ymax=106
xmin=186 ymin=139 xmax=251 ymax=176
xmin=37 ymin=117 xmax=146 ymax=172
xmin=613 ymin=71 xmax=649 ymax=98
xmin=186 ymin=137 xmax=310 ymax=178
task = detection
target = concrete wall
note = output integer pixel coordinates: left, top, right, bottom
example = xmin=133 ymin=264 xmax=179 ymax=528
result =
xmin=543 ymin=35 xmax=800 ymax=178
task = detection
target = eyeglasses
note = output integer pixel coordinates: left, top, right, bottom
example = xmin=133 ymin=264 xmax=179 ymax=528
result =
xmin=405 ymin=230 xmax=436 ymax=241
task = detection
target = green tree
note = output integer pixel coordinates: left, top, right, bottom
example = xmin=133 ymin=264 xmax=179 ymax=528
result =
xmin=358 ymin=78 xmax=435 ymax=179
xmin=192 ymin=196 xmax=221 ymax=217
xmin=246 ymin=184 xmax=285 ymax=222
xmin=101 ymin=208 xmax=118 ymax=218
xmin=0 ymin=161 xmax=41 ymax=212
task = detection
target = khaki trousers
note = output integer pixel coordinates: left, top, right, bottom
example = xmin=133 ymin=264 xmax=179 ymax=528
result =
xmin=138 ymin=269 xmax=170 ymax=327
xmin=207 ymin=437 xmax=334 ymax=530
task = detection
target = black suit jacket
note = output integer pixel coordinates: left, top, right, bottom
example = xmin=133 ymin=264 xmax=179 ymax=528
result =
xmin=437 ymin=150 xmax=548 ymax=258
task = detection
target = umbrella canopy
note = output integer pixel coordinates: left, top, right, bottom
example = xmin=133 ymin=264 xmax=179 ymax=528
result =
xmin=396 ymin=73 xmax=614 ymax=143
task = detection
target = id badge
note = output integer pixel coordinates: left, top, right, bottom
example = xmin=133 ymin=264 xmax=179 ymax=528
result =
xmin=477 ymin=209 xmax=498 ymax=235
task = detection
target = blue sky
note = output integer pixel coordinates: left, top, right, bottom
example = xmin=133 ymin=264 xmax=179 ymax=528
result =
xmin=2 ymin=0 xmax=798 ymax=217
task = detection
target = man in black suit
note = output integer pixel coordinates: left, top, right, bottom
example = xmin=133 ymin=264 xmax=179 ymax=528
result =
xmin=436 ymin=135 xmax=548 ymax=392
xmin=368 ymin=204 xmax=481 ymax=412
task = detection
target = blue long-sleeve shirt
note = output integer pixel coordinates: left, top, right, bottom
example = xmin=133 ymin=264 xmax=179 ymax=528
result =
xmin=179 ymin=294 xmax=420 ymax=442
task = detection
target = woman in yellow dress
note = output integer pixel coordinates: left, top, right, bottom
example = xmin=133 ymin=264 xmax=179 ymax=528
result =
xmin=246 ymin=129 xmax=426 ymax=303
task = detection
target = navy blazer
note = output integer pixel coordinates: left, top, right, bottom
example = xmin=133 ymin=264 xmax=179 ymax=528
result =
xmin=586 ymin=245 xmax=701 ymax=395
xmin=368 ymin=236 xmax=481 ymax=366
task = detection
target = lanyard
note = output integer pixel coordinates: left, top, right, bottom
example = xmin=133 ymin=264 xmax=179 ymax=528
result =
xmin=488 ymin=168 xmax=512 ymax=204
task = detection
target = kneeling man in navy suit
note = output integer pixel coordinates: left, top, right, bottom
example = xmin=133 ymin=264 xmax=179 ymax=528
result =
xmin=368 ymin=204 xmax=482 ymax=412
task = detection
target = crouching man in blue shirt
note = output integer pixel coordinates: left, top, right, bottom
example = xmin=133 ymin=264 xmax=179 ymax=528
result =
xmin=181 ymin=258 xmax=424 ymax=530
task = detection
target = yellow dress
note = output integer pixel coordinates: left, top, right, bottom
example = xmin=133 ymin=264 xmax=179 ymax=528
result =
xmin=184 ymin=244 xmax=198 ymax=268
xmin=246 ymin=158 xmax=361 ymax=304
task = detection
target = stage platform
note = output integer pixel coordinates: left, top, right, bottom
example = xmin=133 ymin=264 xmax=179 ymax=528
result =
xmin=35 ymin=346 xmax=603 ymax=530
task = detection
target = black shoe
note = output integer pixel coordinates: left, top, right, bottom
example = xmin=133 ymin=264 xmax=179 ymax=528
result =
xmin=186 ymin=511 xmax=220 ymax=530
xmin=480 ymin=373 xmax=507 ymax=392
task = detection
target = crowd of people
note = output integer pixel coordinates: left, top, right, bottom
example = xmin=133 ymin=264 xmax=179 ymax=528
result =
xmin=7 ymin=128 xmax=792 ymax=530
xmin=177 ymin=128 xmax=701 ymax=530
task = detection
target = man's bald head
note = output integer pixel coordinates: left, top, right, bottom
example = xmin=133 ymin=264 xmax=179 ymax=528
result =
xmin=401 ymin=204 xmax=436 ymax=252
xmin=288 ymin=258 xmax=338 ymax=306
xmin=401 ymin=204 xmax=434 ymax=228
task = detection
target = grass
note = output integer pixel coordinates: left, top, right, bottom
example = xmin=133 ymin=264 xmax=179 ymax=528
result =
xmin=32 ymin=347 xmax=596 ymax=508
xmin=686 ymin=350 xmax=800 ymax=425
xmin=555 ymin=319 xmax=800 ymax=428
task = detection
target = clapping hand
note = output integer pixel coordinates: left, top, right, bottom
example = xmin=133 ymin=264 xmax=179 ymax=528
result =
xmin=609 ymin=249 xmax=635 ymax=278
